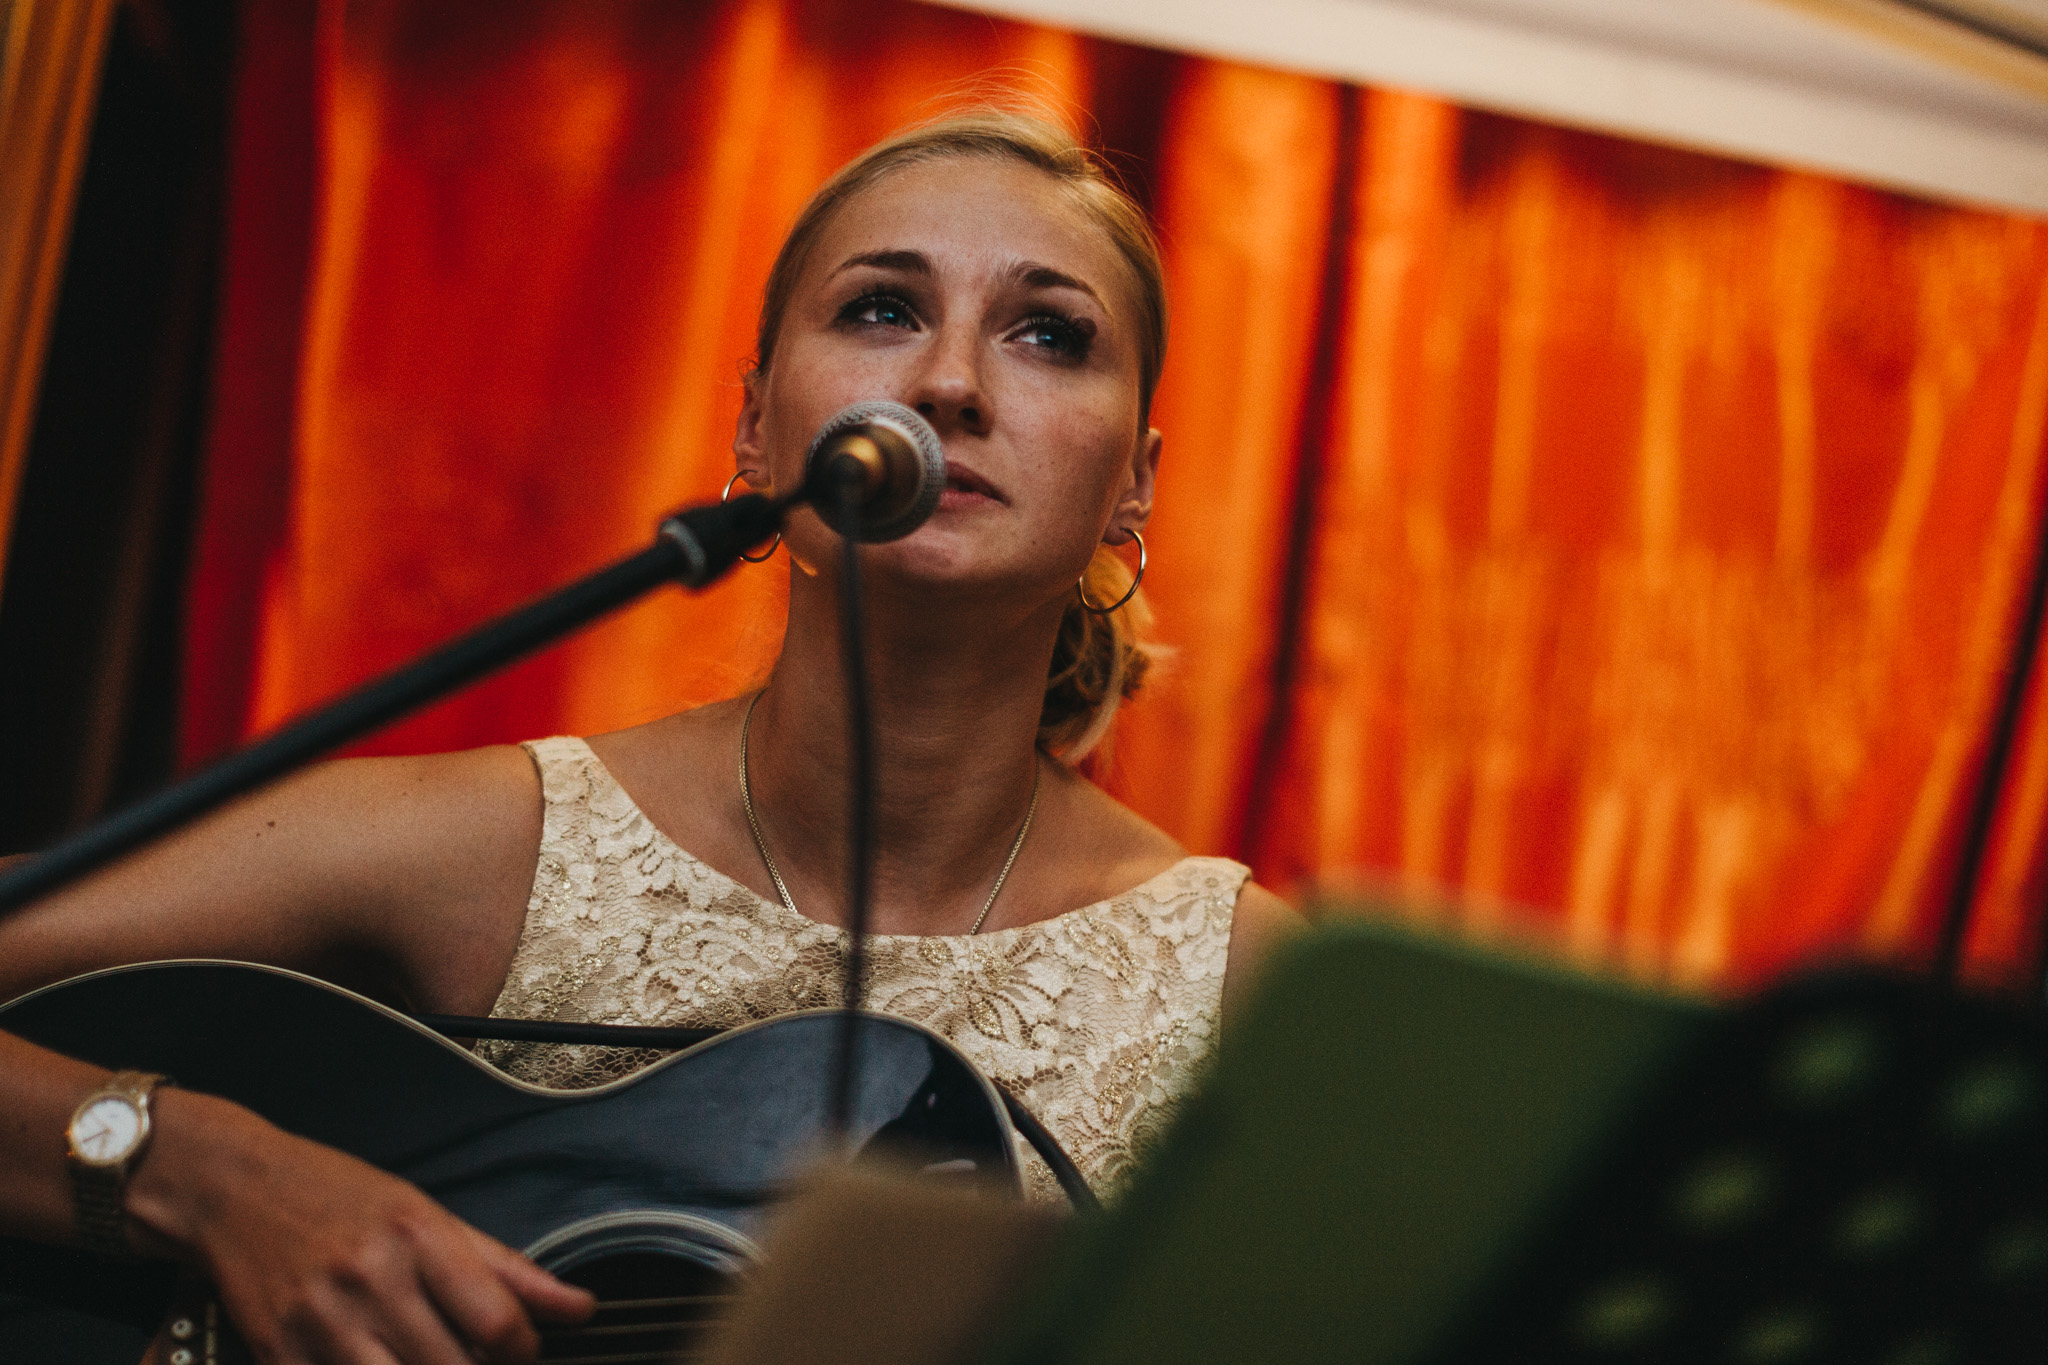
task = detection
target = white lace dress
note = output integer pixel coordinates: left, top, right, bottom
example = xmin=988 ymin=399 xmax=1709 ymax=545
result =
xmin=479 ymin=736 xmax=1246 ymax=1200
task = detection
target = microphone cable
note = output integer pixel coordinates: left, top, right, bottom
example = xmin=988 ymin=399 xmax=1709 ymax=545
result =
xmin=812 ymin=417 xmax=1098 ymax=1209
xmin=829 ymin=462 xmax=875 ymax=1138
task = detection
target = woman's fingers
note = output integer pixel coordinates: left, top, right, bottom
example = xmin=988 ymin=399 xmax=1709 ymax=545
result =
xmin=322 ymin=1326 xmax=406 ymax=1365
xmin=465 ymin=1226 xmax=595 ymax=1322
xmin=248 ymin=1217 xmax=536 ymax=1365
xmin=411 ymin=1222 xmax=549 ymax=1365
xmin=129 ymin=1091 xmax=595 ymax=1365
xmin=375 ymin=1274 xmax=504 ymax=1365
xmin=239 ymin=1274 xmax=399 ymax=1365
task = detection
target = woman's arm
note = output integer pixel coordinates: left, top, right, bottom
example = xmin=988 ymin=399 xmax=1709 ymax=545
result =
xmin=0 ymin=745 xmax=581 ymax=1359
xmin=0 ymin=1028 xmax=591 ymax=1363
xmin=0 ymin=744 xmax=541 ymax=1014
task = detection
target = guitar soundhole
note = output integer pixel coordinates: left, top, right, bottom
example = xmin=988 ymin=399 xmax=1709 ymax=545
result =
xmin=528 ymin=1212 xmax=754 ymax=1364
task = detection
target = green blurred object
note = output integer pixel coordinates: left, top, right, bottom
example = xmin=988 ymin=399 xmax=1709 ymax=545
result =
xmin=984 ymin=916 xmax=1711 ymax=1365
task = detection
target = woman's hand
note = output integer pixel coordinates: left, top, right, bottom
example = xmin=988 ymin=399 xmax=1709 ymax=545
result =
xmin=128 ymin=1088 xmax=593 ymax=1364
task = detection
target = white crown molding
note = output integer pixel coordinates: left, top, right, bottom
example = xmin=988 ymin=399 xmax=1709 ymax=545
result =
xmin=927 ymin=0 xmax=2048 ymax=217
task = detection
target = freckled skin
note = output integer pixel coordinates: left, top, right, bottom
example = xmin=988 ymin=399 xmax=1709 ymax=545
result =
xmin=739 ymin=158 xmax=1156 ymax=602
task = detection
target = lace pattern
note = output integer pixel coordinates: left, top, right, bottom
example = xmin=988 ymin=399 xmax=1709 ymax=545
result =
xmin=481 ymin=736 xmax=1245 ymax=1200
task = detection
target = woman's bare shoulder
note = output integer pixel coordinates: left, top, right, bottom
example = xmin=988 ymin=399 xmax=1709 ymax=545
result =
xmin=316 ymin=744 xmax=547 ymax=1009
xmin=1046 ymin=765 xmax=1304 ymax=1020
xmin=303 ymin=744 xmax=543 ymax=901
xmin=583 ymin=699 xmax=744 ymax=787
xmin=1223 ymin=882 xmax=1307 ymax=1023
xmin=1039 ymin=760 xmax=1187 ymax=904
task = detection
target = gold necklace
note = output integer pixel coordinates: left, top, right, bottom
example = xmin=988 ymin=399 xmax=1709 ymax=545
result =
xmin=738 ymin=691 xmax=1040 ymax=935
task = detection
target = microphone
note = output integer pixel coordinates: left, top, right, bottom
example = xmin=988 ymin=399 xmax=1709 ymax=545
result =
xmin=800 ymin=400 xmax=946 ymax=542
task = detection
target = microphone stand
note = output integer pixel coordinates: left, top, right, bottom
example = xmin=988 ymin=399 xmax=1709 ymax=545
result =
xmin=0 ymin=491 xmax=786 ymax=914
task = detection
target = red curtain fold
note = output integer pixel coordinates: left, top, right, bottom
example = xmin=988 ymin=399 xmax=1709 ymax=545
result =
xmin=187 ymin=0 xmax=2048 ymax=991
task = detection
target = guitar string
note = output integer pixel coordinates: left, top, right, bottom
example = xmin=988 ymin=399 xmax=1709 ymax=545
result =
xmin=539 ymin=1292 xmax=737 ymax=1348
xmin=545 ymin=1319 xmax=725 ymax=1337
xmin=542 ymin=1305 xmax=734 ymax=1336
xmin=576 ymin=1294 xmax=731 ymax=1310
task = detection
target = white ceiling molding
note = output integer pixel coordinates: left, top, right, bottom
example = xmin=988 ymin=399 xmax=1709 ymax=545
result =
xmin=1901 ymin=0 xmax=2048 ymax=54
xmin=1773 ymin=0 xmax=2048 ymax=97
xmin=926 ymin=0 xmax=2048 ymax=216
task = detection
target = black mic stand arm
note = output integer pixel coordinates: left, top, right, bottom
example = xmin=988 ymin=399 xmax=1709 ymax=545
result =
xmin=0 ymin=491 xmax=788 ymax=915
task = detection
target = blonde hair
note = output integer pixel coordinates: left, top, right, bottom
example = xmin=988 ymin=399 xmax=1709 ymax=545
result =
xmin=753 ymin=108 xmax=1167 ymax=760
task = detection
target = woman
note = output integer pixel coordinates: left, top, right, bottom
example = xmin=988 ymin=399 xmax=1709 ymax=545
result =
xmin=0 ymin=110 xmax=1299 ymax=1363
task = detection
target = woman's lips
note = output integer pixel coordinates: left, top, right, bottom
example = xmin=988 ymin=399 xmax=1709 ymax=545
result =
xmin=939 ymin=460 xmax=1006 ymax=507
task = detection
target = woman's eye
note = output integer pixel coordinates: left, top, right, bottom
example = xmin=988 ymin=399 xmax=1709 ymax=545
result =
xmin=1015 ymin=313 xmax=1093 ymax=360
xmin=839 ymin=292 xmax=918 ymax=330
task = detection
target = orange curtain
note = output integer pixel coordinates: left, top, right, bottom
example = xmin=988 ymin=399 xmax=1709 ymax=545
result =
xmin=187 ymin=0 xmax=2048 ymax=992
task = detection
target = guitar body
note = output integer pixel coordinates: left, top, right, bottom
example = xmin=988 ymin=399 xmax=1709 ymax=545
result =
xmin=0 ymin=960 xmax=1021 ymax=1357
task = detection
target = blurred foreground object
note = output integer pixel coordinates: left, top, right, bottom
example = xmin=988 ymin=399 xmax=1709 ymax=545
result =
xmin=977 ymin=918 xmax=2048 ymax=1363
xmin=701 ymin=1166 xmax=1061 ymax=1365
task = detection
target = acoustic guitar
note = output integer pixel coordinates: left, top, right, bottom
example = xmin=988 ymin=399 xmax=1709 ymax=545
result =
xmin=0 ymin=959 xmax=1023 ymax=1363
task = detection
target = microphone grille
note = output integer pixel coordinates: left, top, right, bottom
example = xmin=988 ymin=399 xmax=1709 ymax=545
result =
xmin=804 ymin=400 xmax=946 ymax=543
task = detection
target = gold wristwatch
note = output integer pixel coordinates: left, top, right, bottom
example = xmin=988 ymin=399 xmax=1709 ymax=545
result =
xmin=66 ymin=1070 xmax=168 ymax=1257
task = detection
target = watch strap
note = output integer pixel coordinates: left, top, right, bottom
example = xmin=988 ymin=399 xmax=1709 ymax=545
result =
xmin=69 ymin=1159 xmax=129 ymax=1256
xmin=67 ymin=1069 xmax=167 ymax=1258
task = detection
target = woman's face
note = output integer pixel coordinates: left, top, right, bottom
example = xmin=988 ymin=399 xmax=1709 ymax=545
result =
xmin=736 ymin=156 xmax=1160 ymax=604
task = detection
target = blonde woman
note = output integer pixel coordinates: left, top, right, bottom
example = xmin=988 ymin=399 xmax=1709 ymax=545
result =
xmin=0 ymin=110 xmax=1300 ymax=1364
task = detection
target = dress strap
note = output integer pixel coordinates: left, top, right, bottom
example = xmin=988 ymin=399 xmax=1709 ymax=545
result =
xmin=517 ymin=736 xmax=605 ymax=918
xmin=522 ymin=734 xmax=595 ymax=797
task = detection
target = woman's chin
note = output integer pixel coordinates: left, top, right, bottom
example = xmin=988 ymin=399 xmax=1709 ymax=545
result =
xmin=864 ymin=537 xmax=1062 ymax=604
xmin=783 ymin=513 xmax=1078 ymax=605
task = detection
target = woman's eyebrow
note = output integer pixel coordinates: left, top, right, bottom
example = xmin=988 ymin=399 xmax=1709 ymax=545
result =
xmin=1007 ymin=261 xmax=1103 ymax=306
xmin=833 ymin=248 xmax=930 ymax=277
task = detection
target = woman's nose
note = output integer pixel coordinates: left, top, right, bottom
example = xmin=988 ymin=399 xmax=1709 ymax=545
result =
xmin=909 ymin=328 xmax=989 ymax=436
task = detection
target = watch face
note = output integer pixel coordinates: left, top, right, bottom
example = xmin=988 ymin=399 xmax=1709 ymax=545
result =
xmin=71 ymin=1096 xmax=143 ymax=1164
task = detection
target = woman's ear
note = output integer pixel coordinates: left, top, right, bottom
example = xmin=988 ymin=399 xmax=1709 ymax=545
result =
xmin=733 ymin=375 xmax=770 ymax=491
xmin=1107 ymin=427 xmax=1163 ymax=543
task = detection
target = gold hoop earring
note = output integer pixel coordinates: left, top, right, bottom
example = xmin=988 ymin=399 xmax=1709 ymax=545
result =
xmin=724 ymin=472 xmax=781 ymax=563
xmin=1077 ymin=530 xmax=1146 ymax=614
